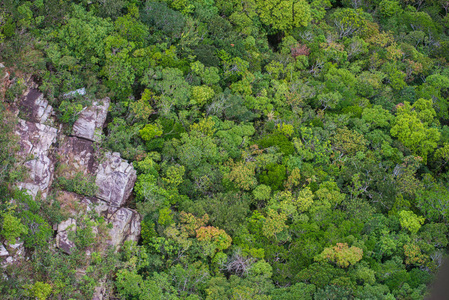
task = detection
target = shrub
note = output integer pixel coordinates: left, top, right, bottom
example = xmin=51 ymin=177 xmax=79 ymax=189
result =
xmin=54 ymin=172 xmax=98 ymax=197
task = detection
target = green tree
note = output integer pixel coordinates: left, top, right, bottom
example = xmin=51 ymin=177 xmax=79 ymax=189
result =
xmin=196 ymin=226 xmax=232 ymax=257
xmin=1 ymin=212 xmax=28 ymax=244
xmin=256 ymin=0 xmax=311 ymax=31
xmin=399 ymin=210 xmax=425 ymax=234
xmin=142 ymin=67 xmax=191 ymax=116
xmin=331 ymin=8 xmax=369 ymax=38
xmin=316 ymin=243 xmax=363 ymax=268
xmin=390 ymin=99 xmax=440 ymax=163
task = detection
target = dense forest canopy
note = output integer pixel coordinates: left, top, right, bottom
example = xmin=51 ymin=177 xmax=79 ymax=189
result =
xmin=1 ymin=0 xmax=449 ymax=298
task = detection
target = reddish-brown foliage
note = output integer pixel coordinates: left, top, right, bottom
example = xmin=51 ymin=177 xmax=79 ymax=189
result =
xmin=291 ymin=44 xmax=310 ymax=59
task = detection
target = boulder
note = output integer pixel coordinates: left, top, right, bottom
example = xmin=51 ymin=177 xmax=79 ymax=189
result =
xmin=92 ymin=284 xmax=106 ymax=300
xmin=63 ymin=88 xmax=86 ymax=99
xmin=57 ymin=136 xmax=96 ymax=175
xmin=2 ymin=241 xmax=25 ymax=265
xmin=55 ymin=191 xmax=140 ymax=250
xmin=56 ymin=218 xmax=76 ymax=254
xmin=95 ymin=152 xmax=137 ymax=207
xmin=107 ymin=207 xmax=141 ymax=248
xmin=16 ymin=119 xmax=57 ymax=157
xmin=16 ymin=119 xmax=57 ymax=198
xmin=72 ymin=98 xmax=110 ymax=142
xmin=16 ymin=154 xmax=54 ymax=199
xmin=58 ymin=218 xmax=77 ymax=232
xmin=81 ymin=197 xmax=109 ymax=217
xmin=0 ymin=242 xmax=25 ymax=266
xmin=0 ymin=244 xmax=9 ymax=257
xmin=12 ymin=82 xmax=142 ymax=261
xmin=19 ymin=88 xmax=53 ymax=124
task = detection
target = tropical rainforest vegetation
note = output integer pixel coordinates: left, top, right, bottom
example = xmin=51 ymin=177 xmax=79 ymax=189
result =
xmin=2 ymin=0 xmax=449 ymax=298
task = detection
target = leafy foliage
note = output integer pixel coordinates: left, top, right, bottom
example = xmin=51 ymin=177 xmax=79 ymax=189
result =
xmin=3 ymin=0 xmax=449 ymax=298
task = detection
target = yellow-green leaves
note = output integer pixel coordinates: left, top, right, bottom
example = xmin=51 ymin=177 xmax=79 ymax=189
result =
xmin=224 ymin=160 xmax=258 ymax=191
xmin=163 ymin=165 xmax=185 ymax=187
xmin=139 ymin=123 xmax=163 ymax=141
xmin=316 ymin=243 xmax=363 ymax=268
xmin=191 ymin=61 xmax=220 ymax=85
xmin=1 ymin=213 xmax=28 ymax=244
xmin=196 ymin=226 xmax=232 ymax=257
xmin=390 ymin=99 xmax=440 ymax=163
xmin=332 ymin=8 xmax=369 ymax=38
xmin=130 ymin=89 xmax=154 ymax=122
xmin=253 ymin=185 xmax=272 ymax=201
xmin=257 ymin=0 xmax=311 ymax=31
xmin=23 ymin=282 xmax=52 ymax=300
xmin=191 ymin=85 xmax=215 ymax=106
xmin=295 ymin=188 xmax=314 ymax=213
xmin=262 ymin=208 xmax=288 ymax=239
xmin=399 ymin=210 xmax=425 ymax=234
xmin=158 ymin=207 xmax=174 ymax=227
xmin=315 ymin=181 xmax=345 ymax=208
xmin=362 ymin=105 xmax=394 ymax=128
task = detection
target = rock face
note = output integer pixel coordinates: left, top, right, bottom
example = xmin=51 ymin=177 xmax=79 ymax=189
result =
xmin=15 ymin=119 xmax=58 ymax=199
xmin=16 ymin=119 xmax=57 ymax=157
xmin=56 ymin=218 xmax=77 ymax=254
xmin=107 ymin=207 xmax=141 ymax=247
xmin=1 ymin=241 xmax=25 ymax=266
xmin=19 ymin=88 xmax=53 ymax=124
xmin=95 ymin=152 xmax=137 ymax=207
xmin=7 ymin=86 xmax=141 ymax=271
xmin=64 ymin=88 xmax=86 ymax=98
xmin=57 ymin=135 xmax=96 ymax=175
xmin=55 ymin=193 xmax=141 ymax=249
xmin=72 ymin=98 xmax=110 ymax=142
xmin=0 ymin=244 xmax=9 ymax=257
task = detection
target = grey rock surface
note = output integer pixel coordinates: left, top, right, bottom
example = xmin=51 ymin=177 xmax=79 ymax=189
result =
xmin=11 ymin=83 xmax=141 ymax=269
xmin=16 ymin=119 xmax=57 ymax=157
xmin=16 ymin=119 xmax=57 ymax=198
xmin=63 ymin=88 xmax=86 ymax=98
xmin=19 ymin=88 xmax=53 ymax=124
xmin=16 ymin=155 xmax=54 ymax=199
xmin=72 ymin=98 xmax=110 ymax=142
xmin=55 ymin=192 xmax=141 ymax=252
xmin=107 ymin=207 xmax=141 ymax=248
xmin=95 ymin=152 xmax=137 ymax=207
xmin=56 ymin=218 xmax=77 ymax=254
xmin=57 ymin=135 xmax=96 ymax=175
xmin=81 ymin=197 xmax=109 ymax=216
xmin=0 ymin=67 xmax=9 ymax=101
xmin=2 ymin=241 xmax=25 ymax=265
xmin=0 ymin=244 xmax=9 ymax=257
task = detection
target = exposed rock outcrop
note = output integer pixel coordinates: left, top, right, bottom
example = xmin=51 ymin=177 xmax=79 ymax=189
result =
xmin=16 ymin=119 xmax=57 ymax=157
xmin=15 ymin=119 xmax=58 ymax=199
xmin=55 ymin=192 xmax=141 ymax=249
xmin=72 ymin=98 xmax=110 ymax=142
xmin=7 ymin=86 xmax=141 ymax=271
xmin=56 ymin=218 xmax=77 ymax=254
xmin=107 ymin=207 xmax=141 ymax=247
xmin=81 ymin=196 xmax=110 ymax=217
xmin=64 ymin=88 xmax=86 ymax=98
xmin=95 ymin=152 xmax=137 ymax=208
xmin=0 ymin=244 xmax=9 ymax=258
xmin=57 ymin=135 xmax=96 ymax=175
xmin=2 ymin=241 xmax=25 ymax=266
xmin=19 ymin=88 xmax=53 ymax=124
